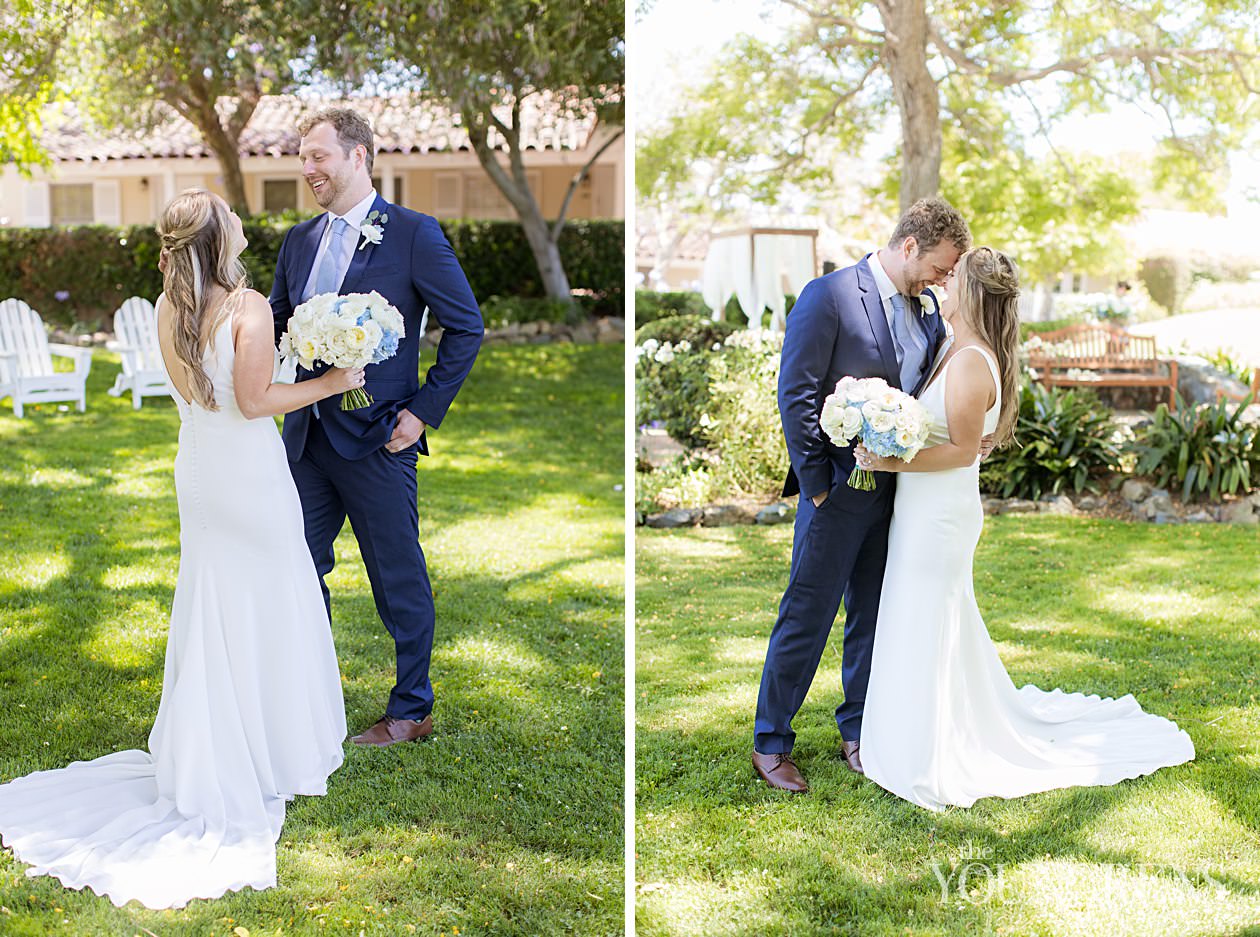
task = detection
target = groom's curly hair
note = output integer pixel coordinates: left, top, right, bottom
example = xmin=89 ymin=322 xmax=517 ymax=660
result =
xmin=888 ymin=197 xmax=971 ymax=255
xmin=298 ymin=107 xmax=376 ymax=175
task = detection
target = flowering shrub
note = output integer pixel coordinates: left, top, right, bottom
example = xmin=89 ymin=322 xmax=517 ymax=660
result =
xmin=701 ymin=330 xmax=788 ymax=497
xmin=636 ymin=323 xmax=789 ymax=508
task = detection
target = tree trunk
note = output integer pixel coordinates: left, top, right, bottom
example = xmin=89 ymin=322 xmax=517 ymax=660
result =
xmin=879 ymin=0 xmax=942 ymax=210
xmin=466 ymin=106 xmax=574 ymax=303
xmin=167 ymin=90 xmax=256 ymax=216
xmin=519 ymin=213 xmax=573 ymax=301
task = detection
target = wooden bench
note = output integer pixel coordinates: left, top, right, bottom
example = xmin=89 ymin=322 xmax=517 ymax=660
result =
xmin=1026 ymin=323 xmax=1179 ymax=410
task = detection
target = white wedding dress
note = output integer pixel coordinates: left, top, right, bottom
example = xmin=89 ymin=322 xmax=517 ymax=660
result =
xmin=861 ymin=344 xmax=1194 ymax=811
xmin=0 ymin=303 xmax=347 ymax=907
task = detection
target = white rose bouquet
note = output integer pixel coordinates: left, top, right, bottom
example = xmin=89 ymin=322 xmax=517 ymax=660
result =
xmin=278 ymin=291 xmax=405 ymax=410
xmin=819 ymin=376 xmax=933 ymax=491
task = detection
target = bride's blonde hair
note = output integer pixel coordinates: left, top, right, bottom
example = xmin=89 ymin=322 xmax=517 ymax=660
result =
xmin=954 ymin=246 xmax=1022 ymax=447
xmin=156 ymin=189 xmax=248 ymax=410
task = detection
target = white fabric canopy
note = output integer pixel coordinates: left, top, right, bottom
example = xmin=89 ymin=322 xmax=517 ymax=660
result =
xmin=701 ymin=231 xmax=816 ymax=330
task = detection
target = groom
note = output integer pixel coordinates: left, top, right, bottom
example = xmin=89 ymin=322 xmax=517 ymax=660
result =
xmin=752 ymin=197 xmax=971 ymax=791
xmin=270 ymin=107 xmax=484 ymax=747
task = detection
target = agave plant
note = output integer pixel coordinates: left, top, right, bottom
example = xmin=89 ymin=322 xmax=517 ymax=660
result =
xmin=1129 ymin=392 xmax=1260 ymax=502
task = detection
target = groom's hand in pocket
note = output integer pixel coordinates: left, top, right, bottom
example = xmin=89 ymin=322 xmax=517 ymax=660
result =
xmin=387 ymin=409 xmax=427 ymax=452
xmin=812 ymin=490 xmax=829 ymax=508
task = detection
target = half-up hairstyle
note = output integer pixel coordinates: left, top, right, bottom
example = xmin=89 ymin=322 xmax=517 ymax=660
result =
xmin=156 ymin=189 xmax=248 ymax=410
xmin=955 ymin=246 xmax=1022 ymax=446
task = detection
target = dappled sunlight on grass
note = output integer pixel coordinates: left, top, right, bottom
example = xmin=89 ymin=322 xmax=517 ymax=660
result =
xmin=1083 ymin=782 xmax=1260 ymax=876
xmin=102 ymin=561 xmax=176 ymax=590
xmin=638 ymin=876 xmax=779 ymax=937
xmin=996 ymin=857 xmax=1260 ymax=936
xmin=103 ymin=467 xmax=176 ymax=500
xmin=445 ymin=634 xmax=552 ymax=679
xmin=638 ymin=517 xmax=1260 ymax=936
xmin=0 ymin=551 xmax=70 ymax=590
xmin=18 ymin=466 xmax=95 ymax=490
xmin=0 ymin=344 xmax=624 ymax=935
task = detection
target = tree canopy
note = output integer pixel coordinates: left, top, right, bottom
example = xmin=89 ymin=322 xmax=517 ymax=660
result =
xmin=640 ymin=0 xmax=1259 ymax=285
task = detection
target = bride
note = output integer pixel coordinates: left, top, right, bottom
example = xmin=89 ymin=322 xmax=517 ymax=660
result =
xmin=0 ymin=189 xmax=362 ymax=906
xmin=855 ymin=246 xmax=1194 ymax=811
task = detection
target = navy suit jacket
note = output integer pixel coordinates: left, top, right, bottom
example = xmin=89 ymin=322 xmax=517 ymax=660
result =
xmin=270 ymin=194 xmax=484 ymax=462
xmin=779 ymin=254 xmax=946 ymax=499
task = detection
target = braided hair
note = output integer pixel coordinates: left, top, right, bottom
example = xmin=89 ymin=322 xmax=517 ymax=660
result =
xmin=155 ymin=189 xmax=248 ymax=410
xmin=954 ymin=246 xmax=1022 ymax=446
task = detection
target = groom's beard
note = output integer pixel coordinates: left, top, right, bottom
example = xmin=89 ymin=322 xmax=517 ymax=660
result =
xmin=308 ymin=171 xmax=350 ymax=209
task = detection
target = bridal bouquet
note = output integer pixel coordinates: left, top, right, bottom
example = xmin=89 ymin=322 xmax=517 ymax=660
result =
xmin=819 ymin=376 xmax=933 ymax=490
xmin=279 ymin=291 xmax=405 ymax=410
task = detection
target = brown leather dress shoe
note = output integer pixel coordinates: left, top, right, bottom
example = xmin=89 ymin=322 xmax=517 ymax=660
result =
xmin=752 ymin=750 xmax=809 ymax=792
xmin=841 ymin=739 xmax=864 ymax=775
xmin=350 ymin=714 xmax=434 ymax=747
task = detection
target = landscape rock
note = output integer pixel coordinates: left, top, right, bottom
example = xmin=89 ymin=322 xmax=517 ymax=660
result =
xmin=1040 ymin=495 xmax=1077 ymax=516
xmin=1143 ymin=489 xmax=1174 ymax=519
xmin=1076 ymin=495 xmax=1102 ymax=511
xmin=646 ymin=508 xmax=701 ymax=529
xmin=1120 ymin=479 xmax=1152 ymax=503
xmin=570 ymin=320 xmax=598 ymax=344
xmin=981 ymin=497 xmax=1004 ymax=516
xmin=1001 ymin=499 xmax=1039 ymax=514
xmin=755 ymin=503 xmax=794 ymax=525
xmin=1222 ymin=501 xmax=1259 ymax=525
xmin=1185 ymin=510 xmax=1215 ymax=523
xmin=1175 ymin=356 xmax=1251 ymax=407
xmin=702 ymin=504 xmax=755 ymax=527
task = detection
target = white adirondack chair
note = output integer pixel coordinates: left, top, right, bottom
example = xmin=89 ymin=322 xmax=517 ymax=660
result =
xmin=107 ymin=297 xmax=171 ymax=409
xmin=0 ymin=299 xmax=93 ymax=418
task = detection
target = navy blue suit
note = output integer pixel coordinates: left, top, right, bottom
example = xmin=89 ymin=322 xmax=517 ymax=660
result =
xmin=270 ymin=195 xmax=483 ymax=722
xmin=754 ymin=255 xmax=945 ymax=752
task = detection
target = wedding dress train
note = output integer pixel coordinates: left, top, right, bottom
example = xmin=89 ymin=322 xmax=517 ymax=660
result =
xmin=861 ymin=345 xmax=1194 ymax=811
xmin=0 ymin=306 xmax=347 ymax=906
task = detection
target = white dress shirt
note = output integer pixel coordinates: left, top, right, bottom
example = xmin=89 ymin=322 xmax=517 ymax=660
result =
xmin=301 ymin=188 xmax=379 ymax=303
xmin=866 ymin=251 xmax=904 ymax=346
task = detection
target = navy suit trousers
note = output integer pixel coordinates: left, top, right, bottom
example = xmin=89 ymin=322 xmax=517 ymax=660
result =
xmin=753 ymin=479 xmax=895 ymax=752
xmin=289 ymin=416 xmax=435 ymax=722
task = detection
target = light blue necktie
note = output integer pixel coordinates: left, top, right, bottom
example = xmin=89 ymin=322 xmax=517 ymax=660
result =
xmin=889 ymin=292 xmax=930 ymax=391
xmin=313 ymin=217 xmax=349 ymax=296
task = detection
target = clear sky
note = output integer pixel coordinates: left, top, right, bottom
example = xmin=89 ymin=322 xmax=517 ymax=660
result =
xmin=635 ymin=0 xmax=1260 ymax=220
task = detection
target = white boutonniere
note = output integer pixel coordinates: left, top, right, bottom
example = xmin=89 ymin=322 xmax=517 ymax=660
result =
xmin=919 ymin=285 xmax=943 ymax=318
xmin=357 ymin=209 xmax=389 ymax=251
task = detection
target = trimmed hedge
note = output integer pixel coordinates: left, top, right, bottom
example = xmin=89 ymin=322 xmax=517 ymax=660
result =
xmin=0 ymin=214 xmax=624 ymax=328
xmin=634 ymin=290 xmax=709 ymax=325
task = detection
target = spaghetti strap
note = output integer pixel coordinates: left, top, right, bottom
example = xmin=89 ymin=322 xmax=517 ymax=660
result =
xmin=953 ymin=344 xmax=1000 ymax=386
xmin=951 ymin=345 xmax=1001 ymax=415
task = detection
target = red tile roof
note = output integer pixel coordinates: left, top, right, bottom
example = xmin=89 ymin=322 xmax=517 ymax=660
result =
xmin=42 ymin=92 xmax=602 ymax=162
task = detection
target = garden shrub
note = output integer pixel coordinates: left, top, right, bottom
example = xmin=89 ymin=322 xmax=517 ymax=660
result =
xmin=479 ymin=295 xmax=582 ymax=327
xmin=634 ymin=313 xmax=736 ymax=349
xmin=635 ymin=456 xmax=718 ymax=513
xmin=1129 ymin=393 xmax=1260 ymax=501
xmin=635 ymin=336 xmax=719 ymax=448
xmin=979 ymin=380 xmax=1124 ymax=500
xmin=634 ymin=290 xmax=709 ymax=326
xmin=703 ymin=330 xmax=788 ymax=497
xmin=1139 ymin=254 xmax=1192 ymax=315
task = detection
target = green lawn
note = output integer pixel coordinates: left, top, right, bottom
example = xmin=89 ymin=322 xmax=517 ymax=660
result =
xmin=0 ymin=343 xmax=624 ymax=936
xmin=636 ymin=518 xmax=1260 ymax=937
